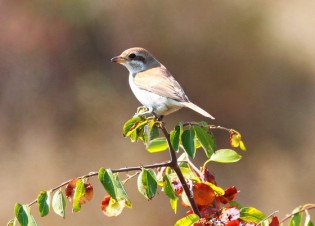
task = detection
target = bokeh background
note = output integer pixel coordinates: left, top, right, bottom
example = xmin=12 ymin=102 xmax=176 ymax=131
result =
xmin=1 ymin=0 xmax=314 ymax=225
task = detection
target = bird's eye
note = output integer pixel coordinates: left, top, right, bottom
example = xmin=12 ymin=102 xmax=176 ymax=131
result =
xmin=129 ymin=53 xmax=136 ymax=59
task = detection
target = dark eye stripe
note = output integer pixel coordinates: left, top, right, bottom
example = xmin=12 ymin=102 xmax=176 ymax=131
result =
xmin=135 ymin=56 xmax=146 ymax=63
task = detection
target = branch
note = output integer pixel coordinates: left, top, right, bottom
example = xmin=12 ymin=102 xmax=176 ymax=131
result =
xmin=26 ymin=120 xmax=202 ymax=218
xmin=160 ymin=121 xmax=202 ymax=218
xmin=27 ymin=161 xmax=172 ymax=207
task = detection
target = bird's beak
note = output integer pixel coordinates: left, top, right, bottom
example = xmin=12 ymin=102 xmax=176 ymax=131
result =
xmin=111 ymin=56 xmax=126 ymax=63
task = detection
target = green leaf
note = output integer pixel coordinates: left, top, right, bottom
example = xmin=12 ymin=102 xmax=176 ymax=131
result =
xmin=37 ymin=190 xmax=51 ymax=217
xmin=137 ymin=171 xmax=146 ymax=197
xmin=137 ymin=169 xmax=157 ymax=199
xmin=147 ymin=137 xmax=168 ymax=153
xmin=170 ymin=198 xmax=178 ymax=214
xmin=163 ymin=175 xmax=177 ymax=200
xmin=150 ymin=123 xmax=160 ymax=140
xmin=179 ymin=167 xmax=198 ymax=179
xmin=72 ymin=179 xmax=85 ymax=212
xmin=240 ymin=207 xmax=266 ymax=224
xmin=198 ymin=121 xmax=208 ymax=126
xmin=7 ymin=219 xmax=16 ymax=226
xmin=305 ymin=211 xmax=314 ymax=226
xmin=210 ymin=149 xmax=242 ymax=163
xmin=52 ymin=189 xmax=67 ymax=218
xmin=123 ymin=117 xmax=143 ymax=136
xmin=175 ymin=214 xmax=200 ymax=226
xmin=98 ymin=168 xmax=118 ymax=201
xmin=14 ymin=203 xmax=28 ymax=226
xmin=193 ymin=126 xmax=214 ymax=158
xmin=240 ymin=140 xmax=247 ymax=151
xmin=229 ymin=201 xmax=243 ymax=209
xmin=181 ymin=129 xmax=196 ymax=158
xmin=179 ymin=121 xmax=184 ymax=136
xmin=170 ymin=125 xmax=180 ymax=151
xmin=163 ymin=175 xmax=178 ymax=213
xmin=289 ymin=207 xmax=303 ymax=226
xmin=126 ymin=120 xmax=148 ymax=137
xmin=194 ymin=138 xmax=202 ymax=149
xmin=23 ymin=205 xmax=38 ymax=226
xmin=114 ymin=174 xmax=132 ymax=208
xmin=205 ymin=182 xmax=225 ymax=195
xmin=142 ymin=124 xmax=150 ymax=145
xmin=209 ymin=132 xmax=216 ymax=151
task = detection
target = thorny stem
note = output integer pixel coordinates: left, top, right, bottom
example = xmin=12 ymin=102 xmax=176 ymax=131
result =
xmin=27 ymin=121 xmax=202 ymax=218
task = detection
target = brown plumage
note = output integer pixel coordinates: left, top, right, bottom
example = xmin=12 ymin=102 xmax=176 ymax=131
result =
xmin=111 ymin=47 xmax=215 ymax=119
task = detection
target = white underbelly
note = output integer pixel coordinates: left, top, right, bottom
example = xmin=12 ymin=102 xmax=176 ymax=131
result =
xmin=129 ymin=74 xmax=183 ymax=115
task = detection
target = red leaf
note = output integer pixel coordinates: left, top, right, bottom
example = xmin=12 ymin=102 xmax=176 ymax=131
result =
xmin=79 ymin=183 xmax=94 ymax=204
xmin=100 ymin=194 xmax=111 ymax=212
xmin=199 ymin=206 xmax=218 ymax=218
xmin=194 ymin=218 xmax=209 ymax=226
xmin=226 ymin=219 xmax=240 ymax=226
xmin=65 ymin=178 xmax=78 ymax=202
xmin=186 ymin=209 xmax=193 ymax=216
xmin=65 ymin=179 xmax=93 ymax=204
xmin=269 ymin=216 xmax=279 ymax=226
xmin=193 ymin=183 xmax=215 ymax=207
xmin=219 ymin=186 xmax=238 ymax=204
xmin=202 ymin=168 xmax=217 ymax=185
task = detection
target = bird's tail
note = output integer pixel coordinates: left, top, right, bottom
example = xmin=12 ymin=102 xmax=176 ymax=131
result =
xmin=181 ymin=102 xmax=215 ymax=119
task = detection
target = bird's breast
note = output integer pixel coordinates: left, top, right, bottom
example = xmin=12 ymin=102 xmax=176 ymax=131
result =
xmin=128 ymin=73 xmax=183 ymax=115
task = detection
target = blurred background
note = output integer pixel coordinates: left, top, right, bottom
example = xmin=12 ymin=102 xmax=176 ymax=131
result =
xmin=1 ymin=0 xmax=314 ymax=225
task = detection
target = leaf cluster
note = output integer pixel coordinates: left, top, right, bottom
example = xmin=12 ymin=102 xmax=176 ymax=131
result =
xmin=8 ymin=117 xmax=314 ymax=226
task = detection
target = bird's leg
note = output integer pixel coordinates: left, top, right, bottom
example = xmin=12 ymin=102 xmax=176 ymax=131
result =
xmin=157 ymin=115 xmax=164 ymax=121
xmin=134 ymin=107 xmax=153 ymax=117
xmin=152 ymin=112 xmax=164 ymax=121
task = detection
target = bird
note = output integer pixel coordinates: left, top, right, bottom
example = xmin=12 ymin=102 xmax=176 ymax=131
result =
xmin=111 ymin=47 xmax=215 ymax=120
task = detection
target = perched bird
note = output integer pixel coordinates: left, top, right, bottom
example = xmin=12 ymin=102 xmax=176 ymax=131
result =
xmin=111 ymin=47 xmax=215 ymax=119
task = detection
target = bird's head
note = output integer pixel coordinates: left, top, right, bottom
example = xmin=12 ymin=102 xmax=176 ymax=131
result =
xmin=111 ymin=47 xmax=161 ymax=74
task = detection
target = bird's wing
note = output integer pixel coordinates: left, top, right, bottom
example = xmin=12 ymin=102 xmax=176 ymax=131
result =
xmin=134 ymin=67 xmax=189 ymax=102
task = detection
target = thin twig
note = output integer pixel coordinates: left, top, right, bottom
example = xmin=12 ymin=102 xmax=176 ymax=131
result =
xmin=183 ymin=122 xmax=231 ymax=133
xmin=122 ymin=172 xmax=140 ymax=183
xmin=184 ymin=153 xmax=204 ymax=182
xmin=257 ymin=210 xmax=279 ymax=225
xmin=280 ymin=204 xmax=315 ymax=223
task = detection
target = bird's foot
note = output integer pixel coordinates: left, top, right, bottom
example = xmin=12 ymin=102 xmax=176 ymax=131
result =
xmin=133 ymin=106 xmax=153 ymax=118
